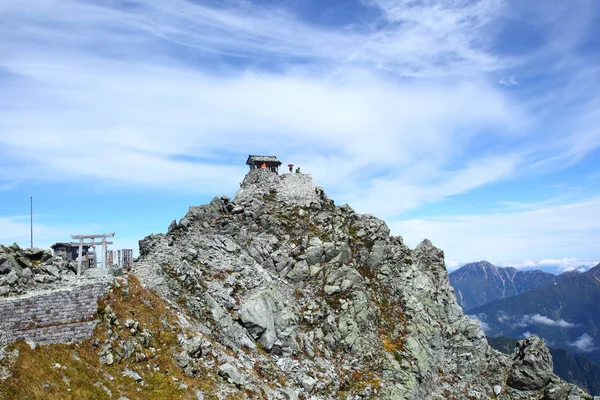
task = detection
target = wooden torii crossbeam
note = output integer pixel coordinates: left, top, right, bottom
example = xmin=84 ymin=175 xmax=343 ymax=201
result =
xmin=71 ymin=232 xmax=115 ymax=276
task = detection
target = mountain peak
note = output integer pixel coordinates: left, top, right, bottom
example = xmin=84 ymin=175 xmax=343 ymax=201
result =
xmin=462 ymin=260 xmax=498 ymax=271
xmin=132 ymin=170 xmax=592 ymax=399
xmin=449 ymin=262 xmax=557 ymax=311
xmin=584 ymin=263 xmax=600 ymax=278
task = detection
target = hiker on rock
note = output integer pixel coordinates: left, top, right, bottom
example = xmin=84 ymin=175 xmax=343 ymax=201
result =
xmin=288 ymin=163 xmax=294 ymax=173
xmin=295 ymin=167 xmax=300 ymax=173
xmin=261 ymin=162 xmax=267 ymax=169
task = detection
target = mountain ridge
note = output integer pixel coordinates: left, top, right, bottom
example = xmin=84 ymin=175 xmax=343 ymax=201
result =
xmin=449 ymin=260 xmax=559 ymax=311
xmin=133 ymin=169 xmax=590 ymax=398
xmin=469 ymin=262 xmax=600 ymax=365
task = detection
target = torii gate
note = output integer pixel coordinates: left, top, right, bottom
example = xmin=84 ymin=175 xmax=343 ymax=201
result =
xmin=71 ymin=232 xmax=115 ymax=276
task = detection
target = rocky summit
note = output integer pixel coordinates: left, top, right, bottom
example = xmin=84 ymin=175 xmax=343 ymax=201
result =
xmin=130 ymin=169 xmax=591 ymax=399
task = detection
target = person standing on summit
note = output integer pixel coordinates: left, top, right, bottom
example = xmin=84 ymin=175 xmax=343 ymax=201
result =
xmin=288 ymin=163 xmax=294 ymax=173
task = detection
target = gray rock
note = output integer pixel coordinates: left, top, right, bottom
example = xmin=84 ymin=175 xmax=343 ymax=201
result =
xmin=18 ymin=267 xmax=33 ymax=279
xmin=219 ymin=363 xmax=245 ymax=386
xmin=280 ymin=388 xmax=298 ymax=400
xmin=238 ymin=287 xmax=293 ymax=351
xmin=6 ymin=271 xmax=18 ymax=286
xmin=0 ymin=257 xmax=9 ymax=274
xmin=17 ymin=257 xmax=34 ymax=270
xmin=507 ymin=335 xmax=554 ymax=390
xmin=301 ymin=375 xmax=317 ymax=392
xmin=103 ymin=353 xmax=114 ymax=365
xmin=43 ymin=265 xmax=61 ymax=278
xmin=205 ymin=294 xmax=256 ymax=350
xmin=1 ymin=255 xmax=20 ymax=275
xmin=286 ymin=260 xmax=309 ymax=282
xmin=123 ymin=368 xmax=144 ymax=383
xmin=168 ymin=219 xmax=178 ymax=233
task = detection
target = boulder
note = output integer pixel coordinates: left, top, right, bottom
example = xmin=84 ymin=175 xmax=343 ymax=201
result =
xmin=219 ymin=363 xmax=245 ymax=387
xmin=507 ymin=335 xmax=554 ymax=390
xmin=238 ymin=288 xmax=293 ymax=351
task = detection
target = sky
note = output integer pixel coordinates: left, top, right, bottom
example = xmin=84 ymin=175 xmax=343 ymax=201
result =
xmin=1 ymin=0 xmax=599 ymax=271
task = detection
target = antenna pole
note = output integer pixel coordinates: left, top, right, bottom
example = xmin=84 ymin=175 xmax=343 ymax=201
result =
xmin=30 ymin=194 xmax=33 ymax=248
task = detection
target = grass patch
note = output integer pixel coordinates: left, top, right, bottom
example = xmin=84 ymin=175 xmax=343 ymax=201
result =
xmin=0 ymin=275 xmax=226 ymax=400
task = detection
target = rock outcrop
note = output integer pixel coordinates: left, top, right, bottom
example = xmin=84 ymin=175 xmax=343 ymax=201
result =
xmin=508 ymin=335 xmax=554 ymax=390
xmin=0 ymin=244 xmax=79 ymax=296
xmin=133 ymin=169 xmax=591 ymax=399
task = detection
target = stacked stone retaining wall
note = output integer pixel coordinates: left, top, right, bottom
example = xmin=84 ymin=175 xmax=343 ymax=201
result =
xmin=0 ymin=282 xmax=110 ymax=347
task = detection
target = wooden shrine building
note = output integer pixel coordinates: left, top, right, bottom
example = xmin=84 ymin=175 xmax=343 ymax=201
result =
xmin=246 ymin=155 xmax=282 ymax=174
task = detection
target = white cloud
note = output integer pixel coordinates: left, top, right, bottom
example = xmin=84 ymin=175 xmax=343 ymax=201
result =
xmin=497 ymin=311 xmax=511 ymax=323
xmin=493 ymin=311 xmax=576 ymax=330
xmin=522 ymin=331 xmax=532 ymax=338
xmin=390 ymin=196 xmax=600 ymax=263
xmin=0 ymin=216 xmax=71 ymax=249
xmin=0 ymin=0 xmax=510 ymax=78
xmin=0 ymin=0 xmax=599 ymax=265
xmin=364 ymin=0 xmax=509 ymax=76
xmin=0 ymin=0 xmax=528 ymax=204
xmin=519 ymin=314 xmax=577 ymax=328
xmin=529 ymin=314 xmax=576 ymax=328
xmin=0 ymin=54 xmax=522 ymax=200
xmin=498 ymin=258 xmax=599 ymax=272
xmin=568 ymin=333 xmax=598 ymax=353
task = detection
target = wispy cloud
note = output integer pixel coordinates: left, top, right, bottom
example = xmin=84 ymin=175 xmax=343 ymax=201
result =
xmin=501 ymin=258 xmax=599 ymax=272
xmin=0 ymin=0 xmax=599 ymax=262
xmin=1 ymin=0 xmax=597 ymax=193
xmin=498 ymin=76 xmax=519 ymax=87
xmin=568 ymin=333 xmax=598 ymax=353
xmin=497 ymin=311 xmax=510 ymax=323
xmin=521 ymin=314 xmax=577 ymax=328
xmin=493 ymin=311 xmax=577 ymax=329
xmin=0 ymin=216 xmax=70 ymax=249
xmin=392 ymin=196 xmax=600 ymax=263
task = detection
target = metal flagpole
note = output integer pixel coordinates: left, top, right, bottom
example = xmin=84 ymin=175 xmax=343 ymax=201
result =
xmin=30 ymin=194 xmax=33 ymax=248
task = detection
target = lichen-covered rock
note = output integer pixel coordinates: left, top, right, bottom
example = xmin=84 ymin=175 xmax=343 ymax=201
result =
xmin=508 ymin=335 xmax=554 ymax=390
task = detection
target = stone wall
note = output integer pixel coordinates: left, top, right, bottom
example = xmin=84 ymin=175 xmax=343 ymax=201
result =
xmin=234 ymin=168 xmax=323 ymax=207
xmin=0 ymin=282 xmax=110 ymax=347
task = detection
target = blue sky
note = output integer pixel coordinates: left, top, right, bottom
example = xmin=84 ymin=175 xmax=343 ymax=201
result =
xmin=1 ymin=0 xmax=599 ymax=271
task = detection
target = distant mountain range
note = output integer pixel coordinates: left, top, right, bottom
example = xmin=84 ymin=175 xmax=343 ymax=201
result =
xmin=466 ymin=263 xmax=600 ymax=364
xmin=489 ymin=336 xmax=600 ymax=396
xmin=449 ymin=261 xmax=600 ymax=395
xmin=449 ymin=261 xmax=560 ymax=311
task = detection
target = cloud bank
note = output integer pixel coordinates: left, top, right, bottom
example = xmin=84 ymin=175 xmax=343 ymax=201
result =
xmin=0 ymin=0 xmax=599 ymax=263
